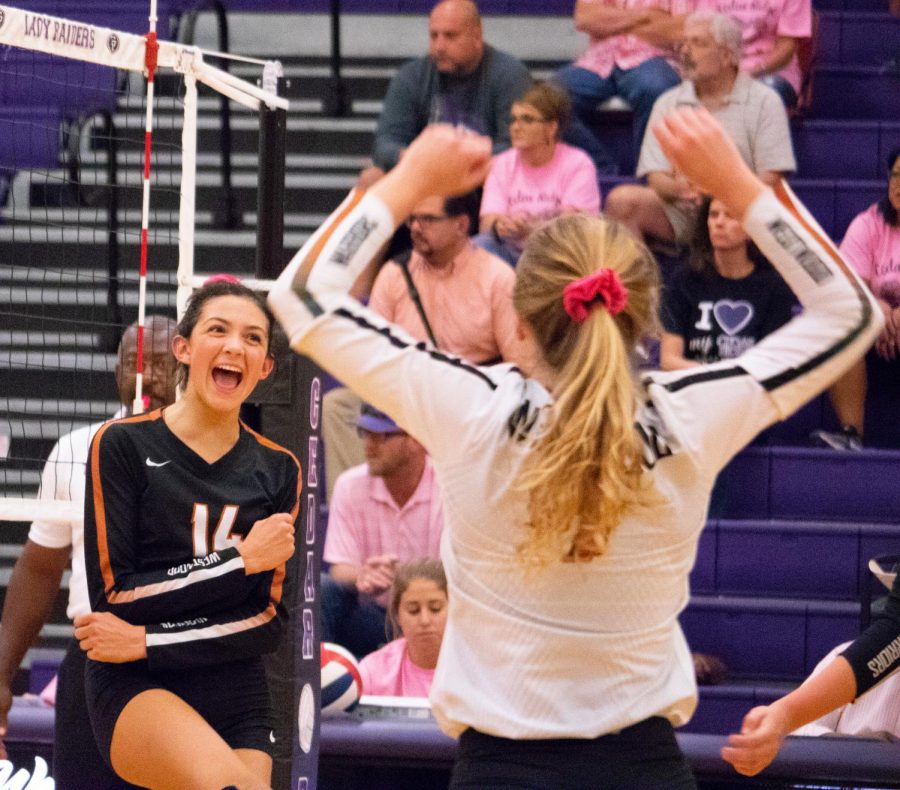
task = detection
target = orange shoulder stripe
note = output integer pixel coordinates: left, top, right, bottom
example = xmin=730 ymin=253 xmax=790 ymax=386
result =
xmin=90 ymin=411 xmax=161 ymax=596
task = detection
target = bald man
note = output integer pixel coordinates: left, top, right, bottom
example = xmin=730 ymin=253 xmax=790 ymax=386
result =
xmin=359 ymin=0 xmax=531 ymax=188
xmin=0 ymin=316 xmax=177 ymax=789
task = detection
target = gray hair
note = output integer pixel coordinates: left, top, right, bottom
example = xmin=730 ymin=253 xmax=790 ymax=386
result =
xmin=685 ymin=11 xmax=743 ymax=68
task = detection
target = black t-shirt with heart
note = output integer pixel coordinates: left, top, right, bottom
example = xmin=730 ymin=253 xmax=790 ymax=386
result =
xmin=661 ymin=264 xmax=797 ymax=364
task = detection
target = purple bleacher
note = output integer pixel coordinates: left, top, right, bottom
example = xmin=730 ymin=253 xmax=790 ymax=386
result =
xmin=0 ymin=107 xmax=62 ymax=170
xmin=0 ymin=50 xmax=118 ymax=116
xmin=834 ymin=179 xmax=888 ymax=237
xmin=805 ymin=600 xmax=858 ymax=674
xmin=715 ymin=520 xmax=860 ymax=601
xmin=9 ymin=1 xmax=175 ymax=34
xmin=708 ymin=447 xmax=770 ymax=520
xmin=768 ymin=447 xmax=900 ymax=523
xmin=792 ymin=121 xmax=882 ymax=180
xmin=812 ymin=67 xmax=900 ymax=121
xmin=789 ymin=180 xmax=836 ymax=236
xmin=681 ymin=685 xmax=754 ymax=735
xmin=681 ymin=596 xmax=808 ymax=679
xmin=689 ymin=520 xmax=716 ymax=594
xmin=839 ymin=13 xmax=900 ymax=67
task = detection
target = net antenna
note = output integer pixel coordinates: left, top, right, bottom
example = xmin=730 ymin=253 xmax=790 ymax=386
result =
xmin=0 ymin=3 xmax=288 ymax=524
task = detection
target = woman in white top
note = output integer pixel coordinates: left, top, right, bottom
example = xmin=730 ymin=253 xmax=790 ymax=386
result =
xmin=268 ymin=111 xmax=882 ymax=788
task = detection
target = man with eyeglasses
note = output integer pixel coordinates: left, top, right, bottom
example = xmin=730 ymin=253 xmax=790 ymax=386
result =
xmin=357 ymin=0 xmax=531 ymax=190
xmin=321 ymin=404 xmax=444 ymax=658
xmin=321 ymin=191 xmax=524 ymax=502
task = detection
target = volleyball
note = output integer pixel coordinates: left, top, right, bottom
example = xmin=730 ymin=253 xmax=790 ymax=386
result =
xmin=321 ymin=642 xmax=363 ymax=714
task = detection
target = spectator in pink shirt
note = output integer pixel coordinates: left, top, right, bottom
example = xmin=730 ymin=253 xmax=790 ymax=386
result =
xmin=322 ymin=405 xmax=444 ymax=658
xmin=323 ymin=191 xmax=523 ymax=499
xmin=695 ymin=0 xmax=812 ymax=107
xmin=813 ymin=148 xmax=900 ymax=450
xmin=556 ymin=1 xmax=695 ymax=174
xmin=474 ymin=82 xmax=601 ymax=266
xmin=358 ymin=559 xmax=448 ymax=698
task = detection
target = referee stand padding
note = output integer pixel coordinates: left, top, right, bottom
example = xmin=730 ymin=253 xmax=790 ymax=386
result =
xmin=5 ymin=700 xmax=900 ymax=788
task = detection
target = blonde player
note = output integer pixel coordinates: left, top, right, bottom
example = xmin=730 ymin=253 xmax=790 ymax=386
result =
xmin=268 ymin=113 xmax=882 ymax=788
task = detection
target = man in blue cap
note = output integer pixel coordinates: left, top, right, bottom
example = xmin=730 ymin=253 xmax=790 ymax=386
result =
xmin=321 ymin=404 xmax=445 ymax=658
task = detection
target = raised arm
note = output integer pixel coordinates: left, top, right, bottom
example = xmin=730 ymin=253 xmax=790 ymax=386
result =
xmin=647 ymin=109 xmax=883 ymax=468
xmin=268 ymin=126 xmax=504 ymax=458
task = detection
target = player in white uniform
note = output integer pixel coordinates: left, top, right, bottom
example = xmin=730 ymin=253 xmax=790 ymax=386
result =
xmin=269 ymin=111 xmax=882 ymax=788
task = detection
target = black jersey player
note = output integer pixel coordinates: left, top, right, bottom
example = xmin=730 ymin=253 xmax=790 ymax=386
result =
xmin=77 ymin=281 xmax=300 ymax=790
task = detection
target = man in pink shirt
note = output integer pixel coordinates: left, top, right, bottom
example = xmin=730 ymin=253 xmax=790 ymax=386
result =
xmin=322 ymin=190 xmax=522 ymax=499
xmin=556 ymin=0 xmax=695 ymax=174
xmin=694 ymin=0 xmax=811 ymax=107
xmin=322 ymin=405 xmax=444 ymax=658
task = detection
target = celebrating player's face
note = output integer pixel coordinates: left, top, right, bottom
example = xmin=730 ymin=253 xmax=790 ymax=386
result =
xmin=173 ymin=295 xmax=274 ymax=411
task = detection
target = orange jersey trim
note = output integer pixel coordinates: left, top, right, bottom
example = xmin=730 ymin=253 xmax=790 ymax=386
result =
xmin=91 ymin=410 xmax=161 ymax=596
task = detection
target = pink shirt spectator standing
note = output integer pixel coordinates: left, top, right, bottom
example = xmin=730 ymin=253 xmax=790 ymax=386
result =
xmin=324 ymin=459 xmax=444 ymax=609
xmin=480 ymin=143 xmax=601 ymax=231
xmin=840 ymin=204 xmax=900 ymax=307
xmin=370 ymin=242 xmax=520 ymax=364
xmin=359 ymin=638 xmax=436 ymax=697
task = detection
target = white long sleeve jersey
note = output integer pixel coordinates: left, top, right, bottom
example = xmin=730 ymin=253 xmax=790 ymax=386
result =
xmin=269 ymin=184 xmax=882 ymax=740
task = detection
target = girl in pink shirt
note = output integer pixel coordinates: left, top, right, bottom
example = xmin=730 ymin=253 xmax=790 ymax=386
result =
xmin=475 ymin=82 xmax=601 ymax=266
xmin=358 ymin=559 xmax=448 ymax=698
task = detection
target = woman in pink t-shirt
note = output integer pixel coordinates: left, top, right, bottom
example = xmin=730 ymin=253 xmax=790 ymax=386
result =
xmin=358 ymin=559 xmax=448 ymax=698
xmin=817 ymin=148 xmax=900 ymax=450
xmin=474 ymin=82 xmax=601 ymax=266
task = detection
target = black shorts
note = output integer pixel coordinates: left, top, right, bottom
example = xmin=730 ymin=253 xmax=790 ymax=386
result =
xmin=54 ymin=641 xmax=140 ymax=789
xmin=84 ymin=655 xmax=274 ymax=768
xmin=451 ymin=716 xmax=697 ymax=790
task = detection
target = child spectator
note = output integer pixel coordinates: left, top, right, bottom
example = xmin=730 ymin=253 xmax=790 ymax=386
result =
xmin=474 ymin=82 xmax=601 ymax=267
xmin=358 ymin=559 xmax=448 ymax=698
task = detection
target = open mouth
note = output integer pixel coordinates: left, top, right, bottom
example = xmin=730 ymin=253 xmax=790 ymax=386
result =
xmin=212 ymin=364 xmax=243 ymax=392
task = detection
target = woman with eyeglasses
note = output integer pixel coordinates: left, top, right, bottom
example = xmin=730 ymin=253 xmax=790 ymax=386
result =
xmin=813 ymin=147 xmax=900 ymax=450
xmin=473 ymin=81 xmax=601 ymax=266
xmin=268 ymin=112 xmax=882 ymax=788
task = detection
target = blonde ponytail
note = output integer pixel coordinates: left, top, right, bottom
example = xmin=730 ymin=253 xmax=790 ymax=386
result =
xmin=512 ymin=215 xmax=660 ymax=565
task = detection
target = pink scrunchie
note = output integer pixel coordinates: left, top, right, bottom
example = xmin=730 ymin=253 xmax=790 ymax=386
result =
xmin=562 ymin=268 xmax=628 ymax=323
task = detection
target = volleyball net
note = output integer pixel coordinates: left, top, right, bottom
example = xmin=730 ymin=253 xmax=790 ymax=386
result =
xmin=0 ymin=2 xmax=288 ymax=524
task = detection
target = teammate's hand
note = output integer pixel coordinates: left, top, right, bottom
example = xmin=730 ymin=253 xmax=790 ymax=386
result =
xmin=0 ymin=682 xmax=12 ymax=760
xmin=395 ymin=125 xmax=492 ymax=199
xmin=652 ymin=107 xmax=762 ymax=219
xmin=238 ymin=513 xmax=296 ymax=574
xmin=720 ymin=704 xmax=790 ymax=776
xmin=356 ymin=555 xmax=398 ymax=597
xmin=74 ymin=612 xmax=147 ymax=663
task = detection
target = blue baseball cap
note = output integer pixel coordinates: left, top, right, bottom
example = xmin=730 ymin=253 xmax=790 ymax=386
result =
xmin=357 ymin=403 xmax=403 ymax=434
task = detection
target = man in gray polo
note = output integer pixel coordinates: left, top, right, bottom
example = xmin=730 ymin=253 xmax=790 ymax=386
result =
xmin=604 ymin=11 xmax=796 ymax=244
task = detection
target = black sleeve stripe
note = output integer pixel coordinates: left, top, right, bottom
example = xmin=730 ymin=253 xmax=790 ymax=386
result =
xmin=334 ymin=306 xmax=500 ymax=391
xmin=651 ymin=366 xmax=751 ymax=394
